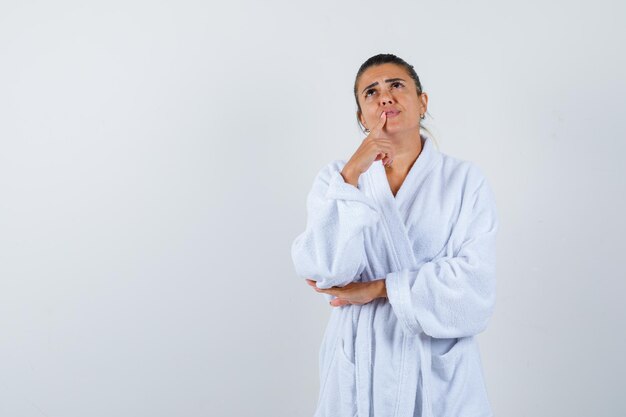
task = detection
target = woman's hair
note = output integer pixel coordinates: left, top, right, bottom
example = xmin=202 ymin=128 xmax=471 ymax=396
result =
xmin=353 ymin=53 xmax=436 ymax=145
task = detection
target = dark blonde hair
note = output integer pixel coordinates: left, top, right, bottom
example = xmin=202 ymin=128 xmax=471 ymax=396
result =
xmin=353 ymin=53 xmax=435 ymax=143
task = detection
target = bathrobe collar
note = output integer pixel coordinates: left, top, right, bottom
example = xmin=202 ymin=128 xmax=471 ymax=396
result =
xmin=366 ymin=133 xmax=442 ymax=271
xmin=376 ymin=134 xmax=438 ymax=203
xmin=358 ymin=134 xmax=442 ymax=417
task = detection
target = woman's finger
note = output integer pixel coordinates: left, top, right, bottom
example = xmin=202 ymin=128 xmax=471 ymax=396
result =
xmin=305 ymin=281 xmax=335 ymax=293
xmin=371 ymin=110 xmax=387 ymax=135
xmin=330 ymin=298 xmax=351 ymax=307
xmin=371 ymin=142 xmax=394 ymax=160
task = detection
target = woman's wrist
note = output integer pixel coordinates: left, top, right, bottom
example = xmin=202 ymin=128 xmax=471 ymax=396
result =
xmin=375 ymin=279 xmax=387 ymax=299
xmin=340 ymin=165 xmax=360 ymax=187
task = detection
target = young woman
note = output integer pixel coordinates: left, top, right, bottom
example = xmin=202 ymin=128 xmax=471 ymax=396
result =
xmin=291 ymin=53 xmax=499 ymax=417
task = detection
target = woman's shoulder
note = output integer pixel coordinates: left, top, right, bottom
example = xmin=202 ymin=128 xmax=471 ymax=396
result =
xmin=326 ymin=159 xmax=349 ymax=172
xmin=304 ymin=160 xmax=350 ymax=192
xmin=313 ymin=159 xmax=349 ymax=181
xmin=438 ymin=152 xmax=491 ymax=194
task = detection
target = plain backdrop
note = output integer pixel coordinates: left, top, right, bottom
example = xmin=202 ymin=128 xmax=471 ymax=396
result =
xmin=1 ymin=1 xmax=625 ymax=416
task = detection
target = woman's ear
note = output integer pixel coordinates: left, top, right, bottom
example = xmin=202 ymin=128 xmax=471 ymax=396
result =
xmin=419 ymin=92 xmax=429 ymax=114
xmin=357 ymin=110 xmax=366 ymax=130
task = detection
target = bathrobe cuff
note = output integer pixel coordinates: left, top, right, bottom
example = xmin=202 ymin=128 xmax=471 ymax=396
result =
xmin=324 ymin=170 xmax=380 ymax=212
xmin=385 ymin=269 xmax=424 ymax=335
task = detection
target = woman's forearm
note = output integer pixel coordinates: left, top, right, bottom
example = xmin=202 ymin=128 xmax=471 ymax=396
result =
xmin=375 ymin=279 xmax=387 ymax=299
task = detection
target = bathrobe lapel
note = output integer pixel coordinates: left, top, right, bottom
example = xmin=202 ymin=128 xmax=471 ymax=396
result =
xmin=365 ymin=134 xmax=441 ymax=271
xmin=367 ymin=160 xmax=417 ymax=270
xmin=362 ymin=134 xmax=442 ymax=417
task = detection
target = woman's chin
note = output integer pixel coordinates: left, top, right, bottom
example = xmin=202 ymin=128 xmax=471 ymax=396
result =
xmin=385 ymin=125 xmax=422 ymax=139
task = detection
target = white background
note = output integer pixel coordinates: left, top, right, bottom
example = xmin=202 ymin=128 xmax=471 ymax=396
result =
xmin=1 ymin=1 xmax=625 ymax=416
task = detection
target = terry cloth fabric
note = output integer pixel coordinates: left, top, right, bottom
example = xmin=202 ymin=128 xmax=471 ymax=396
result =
xmin=291 ymin=134 xmax=498 ymax=417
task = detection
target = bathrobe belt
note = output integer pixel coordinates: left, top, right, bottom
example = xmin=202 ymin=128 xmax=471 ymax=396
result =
xmin=419 ymin=332 xmax=434 ymax=417
xmin=354 ymin=305 xmax=434 ymax=417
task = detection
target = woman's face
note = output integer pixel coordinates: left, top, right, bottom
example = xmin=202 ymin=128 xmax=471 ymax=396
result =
xmin=356 ymin=63 xmax=428 ymax=135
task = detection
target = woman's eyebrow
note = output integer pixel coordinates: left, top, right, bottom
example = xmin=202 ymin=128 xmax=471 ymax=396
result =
xmin=361 ymin=78 xmax=406 ymax=94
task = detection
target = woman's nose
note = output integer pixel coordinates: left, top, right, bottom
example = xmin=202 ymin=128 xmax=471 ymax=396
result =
xmin=379 ymin=90 xmax=394 ymax=104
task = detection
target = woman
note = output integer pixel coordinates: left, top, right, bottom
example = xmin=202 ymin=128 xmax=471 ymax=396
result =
xmin=291 ymin=53 xmax=498 ymax=417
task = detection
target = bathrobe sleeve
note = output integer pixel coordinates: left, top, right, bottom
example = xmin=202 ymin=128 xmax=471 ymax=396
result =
xmin=291 ymin=161 xmax=381 ymax=296
xmin=385 ymin=170 xmax=499 ymax=338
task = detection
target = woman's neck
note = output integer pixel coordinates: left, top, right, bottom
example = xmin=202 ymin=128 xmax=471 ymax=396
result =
xmin=385 ymin=130 xmax=424 ymax=176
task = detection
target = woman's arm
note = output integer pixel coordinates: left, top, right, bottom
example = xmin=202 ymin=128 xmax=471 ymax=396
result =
xmin=291 ymin=161 xmax=380 ymax=290
xmin=385 ymin=175 xmax=499 ymax=338
xmin=307 ymin=278 xmax=387 ymax=306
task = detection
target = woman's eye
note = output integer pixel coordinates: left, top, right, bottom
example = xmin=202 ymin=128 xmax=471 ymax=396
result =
xmin=365 ymin=83 xmax=403 ymax=98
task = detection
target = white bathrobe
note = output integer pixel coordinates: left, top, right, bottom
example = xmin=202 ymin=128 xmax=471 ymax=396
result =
xmin=291 ymin=134 xmax=499 ymax=417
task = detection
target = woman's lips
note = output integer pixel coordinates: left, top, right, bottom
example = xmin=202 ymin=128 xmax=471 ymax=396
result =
xmin=385 ymin=111 xmax=400 ymax=118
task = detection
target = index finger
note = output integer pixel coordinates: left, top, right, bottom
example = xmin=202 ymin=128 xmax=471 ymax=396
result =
xmin=371 ymin=110 xmax=387 ymax=134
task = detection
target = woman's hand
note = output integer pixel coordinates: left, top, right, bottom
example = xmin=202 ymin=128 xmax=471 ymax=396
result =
xmin=305 ymin=278 xmax=387 ymax=307
xmin=341 ymin=111 xmax=395 ymax=186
